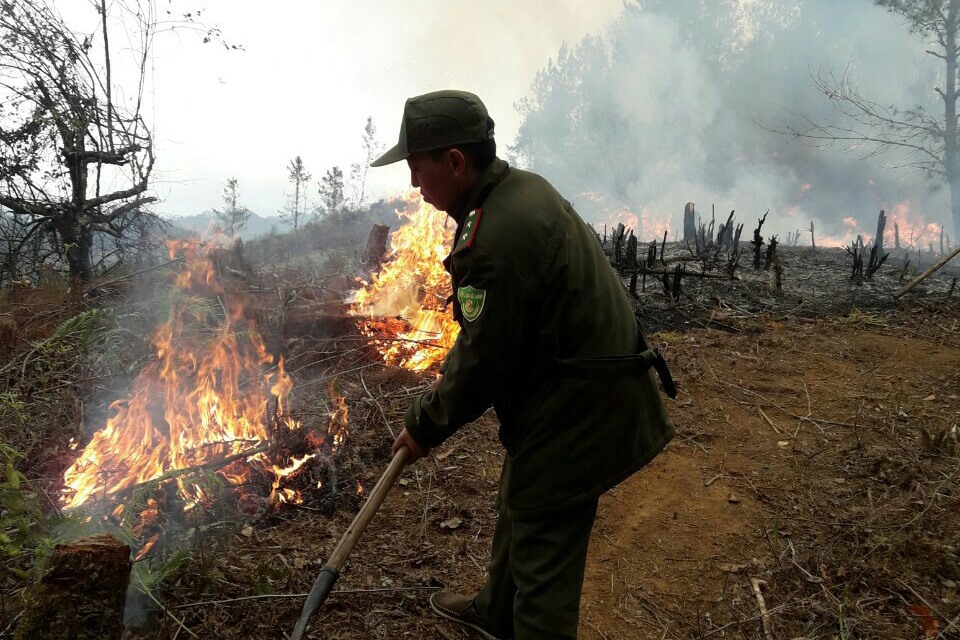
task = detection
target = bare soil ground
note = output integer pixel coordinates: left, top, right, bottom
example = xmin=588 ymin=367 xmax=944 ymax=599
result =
xmin=154 ymin=303 xmax=960 ymax=640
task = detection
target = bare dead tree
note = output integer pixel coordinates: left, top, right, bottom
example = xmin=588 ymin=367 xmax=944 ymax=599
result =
xmin=0 ymin=0 xmax=162 ymax=283
xmin=0 ymin=1 xmax=228 ymax=283
xmin=769 ymin=1 xmax=960 ymax=240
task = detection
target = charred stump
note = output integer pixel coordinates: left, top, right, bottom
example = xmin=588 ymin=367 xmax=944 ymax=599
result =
xmin=847 ymin=242 xmax=865 ymax=283
xmin=809 ymin=220 xmax=816 ymax=251
xmin=866 ymin=240 xmax=889 ymax=280
xmin=16 ymin=534 xmax=131 ymax=640
xmin=752 ymin=211 xmax=768 ymax=269
xmin=772 ymin=253 xmax=784 ymax=291
xmin=875 ymin=210 xmax=886 ymax=256
xmin=363 ymin=224 xmax=391 ymax=268
xmin=683 ymin=202 xmax=696 ymax=247
xmin=625 ymin=233 xmax=638 ymax=274
xmin=660 ymin=230 xmax=668 ymax=264
xmin=764 ymin=235 xmax=779 ymax=271
xmin=894 ymin=222 xmax=901 ymax=250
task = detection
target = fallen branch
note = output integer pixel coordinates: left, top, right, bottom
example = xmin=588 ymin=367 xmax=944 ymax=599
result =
xmin=896 ymin=245 xmax=960 ymax=298
xmin=750 ymin=578 xmax=775 ymax=640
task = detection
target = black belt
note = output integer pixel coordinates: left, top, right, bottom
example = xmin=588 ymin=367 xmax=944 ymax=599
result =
xmin=548 ymin=348 xmax=677 ymax=399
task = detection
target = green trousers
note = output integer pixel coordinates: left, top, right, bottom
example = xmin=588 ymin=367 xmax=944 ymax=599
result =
xmin=473 ymin=498 xmax=599 ymax=640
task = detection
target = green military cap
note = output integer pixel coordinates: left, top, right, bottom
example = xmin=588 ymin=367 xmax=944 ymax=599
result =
xmin=371 ymin=90 xmax=494 ymax=167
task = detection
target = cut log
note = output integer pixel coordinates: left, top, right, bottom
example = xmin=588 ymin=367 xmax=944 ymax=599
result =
xmin=16 ymin=533 xmax=131 ymax=640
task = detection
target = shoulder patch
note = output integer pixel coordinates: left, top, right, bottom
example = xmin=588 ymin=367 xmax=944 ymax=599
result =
xmin=453 ymin=209 xmax=482 ymax=253
xmin=457 ymin=286 xmax=486 ymax=322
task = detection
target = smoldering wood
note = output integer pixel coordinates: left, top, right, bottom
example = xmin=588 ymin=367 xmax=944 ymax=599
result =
xmin=362 ymin=224 xmax=390 ymax=267
xmin=15 ymin=533 xmax=131 ymax=640
xmin=646 ymin=241 xmax=657 ymax=268
xmin=661 ymin=230 xmax=668 ymax=263
xmin=894 ymin=222 xmax=900 ymax=250
xmin=948 ymin=277 xmax=957 ymax=298
xmin=629 ymin=270 xmax=639 ymax=298
xmin=683 ymin=202 xmax=696 ymax=246
xmin=809 ymin=220 xmax=817 ymax=250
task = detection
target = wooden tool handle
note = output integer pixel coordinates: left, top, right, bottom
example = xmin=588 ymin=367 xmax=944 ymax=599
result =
xmin=290 ymin=446 xmax=410 ymax=640
xmin=328 ymin=445 xmax=410 ymax=570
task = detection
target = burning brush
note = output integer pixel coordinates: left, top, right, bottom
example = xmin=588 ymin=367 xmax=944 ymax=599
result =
xmin=60 ymin=241 xmax=347 ymax=528
xmin=350 ymin=189 xmax=460 ymax=371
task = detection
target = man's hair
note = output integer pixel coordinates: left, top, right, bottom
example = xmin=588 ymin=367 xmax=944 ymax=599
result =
xmin=428 ymin=116 xmax=497 ymax=170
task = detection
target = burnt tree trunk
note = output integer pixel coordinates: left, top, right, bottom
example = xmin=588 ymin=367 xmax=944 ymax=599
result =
xmin=16 ymin=533 xmax=131 ymax=640
xmin=363 ymin=224 xmax=390 ymax=267
xmin=683 ymin=202 xmax=696 ymax=246
xmin=875 ymin=209 xmax=886 ymax=256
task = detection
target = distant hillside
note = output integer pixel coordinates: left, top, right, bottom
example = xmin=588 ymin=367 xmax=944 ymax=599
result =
xmin=163 ymin=210 xmax=280 ymax=240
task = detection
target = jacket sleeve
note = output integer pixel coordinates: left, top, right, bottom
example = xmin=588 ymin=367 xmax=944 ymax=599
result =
xmin=404 ymin=247 xmax=524 ymax=448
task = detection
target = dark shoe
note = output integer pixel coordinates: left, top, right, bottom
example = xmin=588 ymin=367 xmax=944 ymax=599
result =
xmin=430 ymin=591 xmax=504 ymax=640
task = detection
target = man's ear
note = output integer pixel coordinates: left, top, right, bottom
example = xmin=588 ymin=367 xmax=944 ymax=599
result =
xmin=448 ymin=148 xmax=467 ymax=178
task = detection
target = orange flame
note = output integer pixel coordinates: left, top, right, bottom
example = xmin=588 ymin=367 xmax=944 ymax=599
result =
xmin=61 ymin=241 xmax=306 ymax=511
xmin=351 ymin=189 xmax=459 ymax=370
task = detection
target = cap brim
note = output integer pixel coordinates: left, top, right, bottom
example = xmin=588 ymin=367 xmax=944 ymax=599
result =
xmin=370 ymin=143 xmax=408 ymax=167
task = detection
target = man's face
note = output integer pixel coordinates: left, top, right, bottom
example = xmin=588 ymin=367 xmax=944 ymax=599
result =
xmin=406 ymin=151 xmax=461 ymax=213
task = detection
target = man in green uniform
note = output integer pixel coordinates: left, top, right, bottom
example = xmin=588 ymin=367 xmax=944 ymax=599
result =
xmin=371 ymin=90 xmax=675 ymax=640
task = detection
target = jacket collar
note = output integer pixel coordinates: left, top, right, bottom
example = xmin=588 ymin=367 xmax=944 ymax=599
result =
xmin=450 ymin=157 xmax=510 ymax=224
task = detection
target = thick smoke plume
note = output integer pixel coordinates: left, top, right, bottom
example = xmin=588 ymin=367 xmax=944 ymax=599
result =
xmin=511 ymin=0 xmax=946 ymax=246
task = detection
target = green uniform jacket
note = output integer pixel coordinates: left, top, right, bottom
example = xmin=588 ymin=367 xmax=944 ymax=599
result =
xmin=405 ymin=158 xmax=675 ymax=519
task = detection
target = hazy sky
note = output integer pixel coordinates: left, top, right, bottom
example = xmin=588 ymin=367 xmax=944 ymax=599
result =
xmin=137 ymin=0 xmax=625 ymax=217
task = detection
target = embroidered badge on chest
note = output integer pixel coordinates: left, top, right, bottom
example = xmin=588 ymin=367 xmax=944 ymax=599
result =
xmin=457 ymin=286 xmax=486 ymax=322
xmin=454 ymin=209 xmax=482 ymax=252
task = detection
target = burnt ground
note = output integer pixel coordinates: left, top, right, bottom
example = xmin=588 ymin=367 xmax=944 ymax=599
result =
xmin=5 ymin=244 xmax=960 ymax=639
xmin=139 ymin=247 xmax=960 ymax=640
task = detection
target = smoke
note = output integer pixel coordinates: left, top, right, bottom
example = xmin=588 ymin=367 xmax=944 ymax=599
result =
xmin=511 ymin=0 xmax=948 ymax=244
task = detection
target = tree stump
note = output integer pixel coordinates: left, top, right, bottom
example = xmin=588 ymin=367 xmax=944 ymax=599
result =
xmin=683 ymin=202 xmax=696 ymax=246
xmin=363 ymin=224 xmax=390 ymax=267
xmin=16 ymin=533 xmax=131 ymax=640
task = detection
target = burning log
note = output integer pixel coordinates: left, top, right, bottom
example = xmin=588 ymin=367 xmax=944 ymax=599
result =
xmin=16 ymin=534 xmax=131 ymax=640
xmin=895 ymin=245 xmax=960 ymax=298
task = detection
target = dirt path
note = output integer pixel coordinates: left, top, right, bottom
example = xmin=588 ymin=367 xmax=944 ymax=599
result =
xmin=169 ymin=311 xmax=960 ymax=639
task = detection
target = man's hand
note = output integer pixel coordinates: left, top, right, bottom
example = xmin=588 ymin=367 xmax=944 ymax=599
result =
xmin=392 ymin=427 xmax=429 ymax=464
